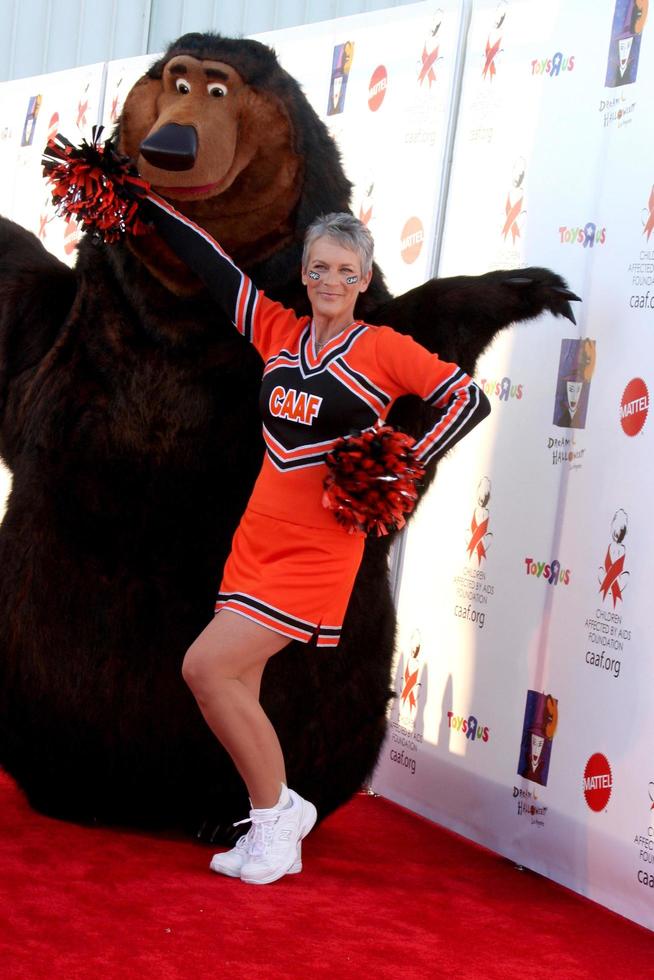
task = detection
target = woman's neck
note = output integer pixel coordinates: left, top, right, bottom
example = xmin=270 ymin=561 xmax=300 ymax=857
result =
xmin=312 ymin=309 xmax=357 ymax=347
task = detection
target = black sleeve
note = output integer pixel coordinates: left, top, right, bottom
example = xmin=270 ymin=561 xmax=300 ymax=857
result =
xmin=145 ymin=192 xmax=259 ymax=342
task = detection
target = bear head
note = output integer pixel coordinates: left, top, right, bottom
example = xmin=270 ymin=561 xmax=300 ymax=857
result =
xmin=117 ymin=33 xmax=355 ymax=298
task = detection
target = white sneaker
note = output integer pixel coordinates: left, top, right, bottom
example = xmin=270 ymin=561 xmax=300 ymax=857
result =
xmin=209 ymin=820 xmax=253 ymax=878
xmin=240 ymin=788 xmax=317 ymax=885
xmin=210 ymin=816 xmax=302 ymax=878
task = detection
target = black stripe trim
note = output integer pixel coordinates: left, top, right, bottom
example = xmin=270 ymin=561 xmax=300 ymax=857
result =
xmin=265 ymin=449 xmax=327 ymax=471
xmin=335 ymin=359 xmax=391 ymax=407
xmin=216 ymin=591 xmax=318 ymax=632
xmin=425 ymin=367 xmax=466 ymax=406
xmin=419 ymin=387 xmax=480 ymax=466
xmin=299 ymin=324 xmax=367 ymax=377
xmin=266 ymin=348 xmax=299 ymax=365
xmin=423 ymin=368 xmax=467 ymax=405
xmin=241 ymin=282 xmax=254 ymax=344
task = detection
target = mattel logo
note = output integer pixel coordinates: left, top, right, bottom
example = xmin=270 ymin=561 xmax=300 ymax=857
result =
xmin=63 ymin=218 xmax=82 ymax=256
xmin=620 ymin=377 xmax=649 ymax=436
xmin=400 ymin=217 xmax=424 ymax=264
xmin=583 ymin=753 xmax=613 ymax=811
xmin=368 ymin=66 xmax=387 ymax=111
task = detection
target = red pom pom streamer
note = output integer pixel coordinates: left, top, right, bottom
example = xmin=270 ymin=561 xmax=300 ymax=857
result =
xmin=322 ymin=425 xmax=425 ymax=536
xmin=42 ymin=126 xmax=152 ymax=243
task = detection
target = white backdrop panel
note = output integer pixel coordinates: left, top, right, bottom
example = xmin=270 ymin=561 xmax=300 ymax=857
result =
xmin=372 ymin=0 xmax=654 ymax=932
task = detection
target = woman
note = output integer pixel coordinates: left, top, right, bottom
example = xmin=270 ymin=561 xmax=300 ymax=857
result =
xmin=144 ymin=199 xmax=490 ymax=884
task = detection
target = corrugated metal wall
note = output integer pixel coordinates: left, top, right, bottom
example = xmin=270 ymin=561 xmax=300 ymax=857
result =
xmin=0 ymin=0 xmax=420 ymax=82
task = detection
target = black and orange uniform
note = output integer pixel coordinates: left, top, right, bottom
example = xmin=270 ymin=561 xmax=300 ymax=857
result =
xmin=146 ymin=194 xmax=490 ymax=646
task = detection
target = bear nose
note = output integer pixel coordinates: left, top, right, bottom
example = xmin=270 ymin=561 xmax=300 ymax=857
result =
xmin=139 ymin=123 xmax=198 ymax=171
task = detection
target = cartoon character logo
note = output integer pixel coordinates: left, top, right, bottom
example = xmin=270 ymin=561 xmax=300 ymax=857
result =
xmin=552 ymin=338 xmax=596 ymax=429
xmin=605 ymin=0 xmax=648 ymax=88
xmin=502 ymin=156 xmax=526 ymax=244
xmin=466 ymin=477 xmax=493 ymax=565
xmin=327 ymin=41 xmax=354 ymax=116
xmin=418 ymin=10 xmax=444 ymax=88
xmin=398 ymin=629 xmax=423 ymax=728
xmin=598 ymin=509 xmax=630 ymax=608
xmin=483 ymin=1 xmax=508 ymax=80
xmin=517 ymin=690 xmax=558 ymax=786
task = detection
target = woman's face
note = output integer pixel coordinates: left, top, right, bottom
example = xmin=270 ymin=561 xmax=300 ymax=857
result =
xmin=302 ymin=237 xmax=371 ymax=322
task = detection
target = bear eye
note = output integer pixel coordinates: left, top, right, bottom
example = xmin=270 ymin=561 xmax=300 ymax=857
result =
xmin=175 ymin=79 xmax=191 ymax=95
xmin=207 ymin=83 xmax=228 ymax=98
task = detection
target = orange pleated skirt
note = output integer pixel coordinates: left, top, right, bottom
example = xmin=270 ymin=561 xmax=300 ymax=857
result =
xmin=215 ymin=508 xmax=365 ymax=648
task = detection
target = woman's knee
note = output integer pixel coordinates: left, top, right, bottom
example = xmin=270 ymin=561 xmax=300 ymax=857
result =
xmin=182 ymin=641 xmax=218 ymax=696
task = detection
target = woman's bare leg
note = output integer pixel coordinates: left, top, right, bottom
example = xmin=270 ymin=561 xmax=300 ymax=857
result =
xmin=182 ymin=610 xmax=291 ymax=809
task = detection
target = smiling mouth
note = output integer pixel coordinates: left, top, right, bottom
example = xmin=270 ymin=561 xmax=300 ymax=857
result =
xmin=153 ymin=179 xmax=225 ymax=198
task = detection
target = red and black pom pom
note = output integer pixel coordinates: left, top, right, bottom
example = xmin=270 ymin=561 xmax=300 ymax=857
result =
xmin=42 ymin=126 xmax=152 ymax=243
xmin=322 ymin=425 xmax=425 ymax=536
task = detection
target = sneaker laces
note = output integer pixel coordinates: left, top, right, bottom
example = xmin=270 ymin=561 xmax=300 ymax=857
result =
xmin=232 ymin=816 xmax=254 ymax=851
xmin=248 ymin=813 xmax=280 ymax=857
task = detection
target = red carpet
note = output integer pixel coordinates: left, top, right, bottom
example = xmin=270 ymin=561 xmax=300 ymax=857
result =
xmin=0 ymin=770 xmax=651 ymax=979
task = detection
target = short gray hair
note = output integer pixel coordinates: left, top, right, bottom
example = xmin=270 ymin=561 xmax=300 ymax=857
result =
xmin=302 ymin=212 xmax=375 ymax=277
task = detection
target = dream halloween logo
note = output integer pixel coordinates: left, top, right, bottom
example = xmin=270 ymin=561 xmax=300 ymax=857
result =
xmin=327 ymin=41 xmax=354 ymax=116
xmin=598 ymin=1 xmax=647 ymax=128
xmin=552 ymin=338 xmax=596 ymax=431
xmin=517 ymin=690 xmax=558 ymax=788
xmin=605 ymin=0 xmax=648 ymax=88
xmin=546 ymin=338 xmax=594 ymax=469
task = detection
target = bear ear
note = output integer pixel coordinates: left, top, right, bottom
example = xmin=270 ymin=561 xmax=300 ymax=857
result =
xmin=117 ymin=75 xmax=161 ymax=163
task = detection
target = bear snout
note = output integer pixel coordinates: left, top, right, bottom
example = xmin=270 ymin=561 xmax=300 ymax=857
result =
xmin=140 ymin=123 xmax=198 ymax=171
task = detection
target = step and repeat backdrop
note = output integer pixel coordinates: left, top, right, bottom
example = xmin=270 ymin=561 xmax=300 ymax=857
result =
xmin=371 ymin=0 xmax=653 ymax=933
xmin=0 ymin=0 xmax=651 ymax=930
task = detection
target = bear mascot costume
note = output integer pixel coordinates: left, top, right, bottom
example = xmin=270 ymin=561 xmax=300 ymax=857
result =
xmin=0 ymin=34 xmax=577 ymax=842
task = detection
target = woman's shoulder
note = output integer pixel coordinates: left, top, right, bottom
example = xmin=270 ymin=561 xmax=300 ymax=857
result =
xmin=359 ymin=322 xmax=423 ymax=354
